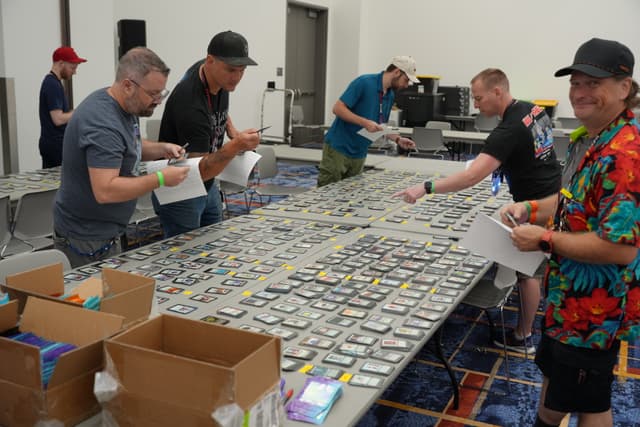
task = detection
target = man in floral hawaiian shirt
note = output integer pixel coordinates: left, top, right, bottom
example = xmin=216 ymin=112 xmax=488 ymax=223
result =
xmin=501 ymin=38 xmax=640 ymax=427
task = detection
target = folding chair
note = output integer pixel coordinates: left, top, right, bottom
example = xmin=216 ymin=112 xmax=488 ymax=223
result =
xmin=425 ymin=120 xmax=452 ymax=130
xmin=0 ymin=249 xmax=70 ymax=283
xmin=3 ymin=189 xmax=57 ymax=256
xmin=461 ymin=264 xmax=521 ymax=390
xmin=474 ymin=113 xmax=500 ymax=132
xmin=219 ymin=181 xmax=251 ymax=217
xmin=249 ymin=146 xmax=307 ymax=207
xmin=0 ymin=195 xmax=12 ymax=258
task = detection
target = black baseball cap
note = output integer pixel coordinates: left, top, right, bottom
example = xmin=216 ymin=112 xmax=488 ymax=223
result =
xmin=207 ymin=30 xmax=257 ymax=66
xmin=555 ymin=38 xmax=634 ymax=78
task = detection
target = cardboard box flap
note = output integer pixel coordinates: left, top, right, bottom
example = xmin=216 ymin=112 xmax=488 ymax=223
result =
xmin=21 ymin=297 xmax=124 ymax=346
xmin=0 ymin=299 xmax=19 ymax=332
xmin=109 ymin=311 xmax=164 ymax=350
xmin=100 ymin=269 xmax=154 ymax=324
xmin=102 ymin=268 xmax=154 ymax=294
xmin=2 ymin=264 xmax=65 ymax=313
xmin=234 ymin=336 xmax=281 ymax=409
xmin=48 ymin=340 xmax=103 ymax=389
xmin=0 ymin=338 xmax=42 ymax=388
xmin=163 ymin=315 xmax=274 ymax=366
xmin=4 ymin=263 xmax=64 ymax=292
xmin=99 ymin=286 xmax=153 ymax=326
xmin=103 ymin=315 xmax=282 ymax=422
xmin=105 ymin=340 xmax=236 ymax=409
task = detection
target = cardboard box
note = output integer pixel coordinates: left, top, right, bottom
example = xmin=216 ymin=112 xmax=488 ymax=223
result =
xmin=101 ymin=315 xmax=281 ymax=427
xmin=1 ymin=263 xmax=154 ymax=325
xmin=0 ymin=298 xmax=18 ymax=333
xmin=0 ymin=296 xmax=124 ymax=426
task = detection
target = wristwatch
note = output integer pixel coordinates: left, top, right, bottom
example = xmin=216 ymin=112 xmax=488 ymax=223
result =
xmin=423 ymin=181 xmax=433 ymax=194
xmin=538 ymin=230 xmax=554 ymax=253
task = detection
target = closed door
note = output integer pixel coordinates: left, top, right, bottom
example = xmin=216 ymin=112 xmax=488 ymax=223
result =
xmin=285 ymin=3 xmax=327 ymax=131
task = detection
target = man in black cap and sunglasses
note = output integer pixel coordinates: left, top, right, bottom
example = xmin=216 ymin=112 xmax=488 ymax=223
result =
xmin=502 ymin=38 xmax=640 ymax=427
xmin=153 ymin=30 xmax=261 ymax=237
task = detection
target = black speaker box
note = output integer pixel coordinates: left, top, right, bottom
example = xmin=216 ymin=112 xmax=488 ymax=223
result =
xmin=117 ymin=19 xmax=146 ymax=58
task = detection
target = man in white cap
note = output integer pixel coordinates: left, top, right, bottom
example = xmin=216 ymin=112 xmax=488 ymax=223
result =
xmin=317 ymin=56 xmax=418 ymax=186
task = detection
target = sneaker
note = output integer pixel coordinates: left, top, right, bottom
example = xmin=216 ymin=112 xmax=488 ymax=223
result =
xmin=493 ymin=330 xmax=536 ymax=355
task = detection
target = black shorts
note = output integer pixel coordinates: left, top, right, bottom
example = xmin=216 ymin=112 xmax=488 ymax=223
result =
xmin=535 ymin=334 xmax=620 ymax=413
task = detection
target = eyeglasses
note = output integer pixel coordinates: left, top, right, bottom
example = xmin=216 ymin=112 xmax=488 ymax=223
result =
xmin=128 ymin=78 xmax=169 ymax=101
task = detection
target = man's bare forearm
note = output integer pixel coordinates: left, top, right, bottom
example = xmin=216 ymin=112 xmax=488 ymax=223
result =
xmin=198 ymin=144 xmax=237 ymax=181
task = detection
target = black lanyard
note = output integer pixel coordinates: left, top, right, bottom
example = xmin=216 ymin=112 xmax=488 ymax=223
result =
xmin=200 ymin=66 xmax=221 ymax=152
xmin=378 ymin=91 xmax=384 ymax=124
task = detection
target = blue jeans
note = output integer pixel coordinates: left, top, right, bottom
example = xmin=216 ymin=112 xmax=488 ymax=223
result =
xmin=152 ymin=181 xmax=223 ymax=238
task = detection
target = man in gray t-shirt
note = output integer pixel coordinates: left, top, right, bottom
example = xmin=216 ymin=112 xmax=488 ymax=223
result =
xmin=53 ymin=48 xmax=189 ymax=268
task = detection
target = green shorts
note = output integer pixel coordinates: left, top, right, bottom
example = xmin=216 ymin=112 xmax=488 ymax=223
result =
xmin=317 ymin=142 xmax=366 ymax=187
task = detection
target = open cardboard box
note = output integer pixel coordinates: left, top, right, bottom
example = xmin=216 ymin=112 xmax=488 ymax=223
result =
xmin=0 ymin=298 xmax=19 ymax=333
xmin=1 ymin=263 xmax=154 ymax=326
xmin=100 ymin=314 xmax=281 ymax=427
xmin=0 ymin=296 xmax=124 ymax=426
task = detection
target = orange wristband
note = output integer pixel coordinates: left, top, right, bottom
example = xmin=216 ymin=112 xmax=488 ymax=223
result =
xmin=529 ymin=200 xmax=538 ymax=223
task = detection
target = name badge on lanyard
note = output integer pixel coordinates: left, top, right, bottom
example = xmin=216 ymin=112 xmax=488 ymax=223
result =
xmin=132 ymin=121 xmax=142 ymax=176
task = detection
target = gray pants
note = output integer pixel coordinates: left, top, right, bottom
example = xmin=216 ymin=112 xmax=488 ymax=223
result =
xmin=53 ymin=230 xmax=122 ymax=269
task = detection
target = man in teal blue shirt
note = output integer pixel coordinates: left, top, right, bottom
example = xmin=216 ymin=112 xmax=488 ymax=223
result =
xmin=317 ymin=56 xmax=419 ymax=186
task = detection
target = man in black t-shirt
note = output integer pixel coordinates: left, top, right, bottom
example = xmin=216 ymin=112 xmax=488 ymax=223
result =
xmin=153 ymin=31 xmax=260 ymax=237
xmin=393 ymin=68 xmax=562 ymax=354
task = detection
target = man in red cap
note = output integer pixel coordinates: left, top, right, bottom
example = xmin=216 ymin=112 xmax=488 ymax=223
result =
xmin=38 ymin=46 xmax=87 ymax=168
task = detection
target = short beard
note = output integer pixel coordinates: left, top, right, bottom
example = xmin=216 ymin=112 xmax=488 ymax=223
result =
xmin=123 ymin=97 xmax=155 ymax=117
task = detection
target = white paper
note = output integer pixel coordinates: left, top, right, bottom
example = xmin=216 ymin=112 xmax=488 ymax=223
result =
xmin=216 ymin=151 xmax=261 ymax=187
xmin=460 ymin=213 xmax=546 ymax=276
xmin=357 ymin=125 xmax=397 ymax=142
xmin=146 ymin=157 xmax=206 ymax=205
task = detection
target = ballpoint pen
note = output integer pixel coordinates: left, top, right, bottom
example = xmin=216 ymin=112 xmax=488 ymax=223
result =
xmin=168 ymin=142 xmax=189 ymax=164
xmin=253 ymin=125 xmax=271 ymax=134
xmin=282 ymin=388 xmax=294 ymax=406
xmin=504 ymin=212 xmax=519 ymax=228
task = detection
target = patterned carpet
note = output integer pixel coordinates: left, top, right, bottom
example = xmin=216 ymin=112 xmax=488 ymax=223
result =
xmin=223 ymin=161 xmax=319 ymax=216
xmin=203 ymin=159 xmax=640 ymax=427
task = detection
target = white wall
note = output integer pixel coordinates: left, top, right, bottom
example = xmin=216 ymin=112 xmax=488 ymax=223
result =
xmin=1 ymin=0 xmax=640 ymax=172
xmin=325 ymin=0 xmax=362 ymax=122
xmin=358 ymin=0 xmax=640 ymax=118
xmin=69 ymin=0 xmax=117 ymax=104
xmin=1 ymin=0 xmax=61 ymax=173
xmin=112 ymin=0 xmax=290 ymax=140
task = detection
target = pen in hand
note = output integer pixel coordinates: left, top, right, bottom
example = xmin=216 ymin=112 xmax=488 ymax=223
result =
xmin=253 ymin=125 xmax=271 ymax=134
xmin=168 ymin=142 xmax=189 ymax=165
xmin=504 ymin=212 xmax=519 ymax=228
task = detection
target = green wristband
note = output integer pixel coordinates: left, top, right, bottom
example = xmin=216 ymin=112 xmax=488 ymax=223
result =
xmin=156 ymin=170 xmax=165 ymax=187
xmin=523 ymin=201 xmax=532 ymax=220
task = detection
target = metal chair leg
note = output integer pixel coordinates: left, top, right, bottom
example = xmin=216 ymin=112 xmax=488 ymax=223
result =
xmin=434 ymin=327 xmax=459 ymax=410
xmin=499 ymin=306 xmax=512 ymax=392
